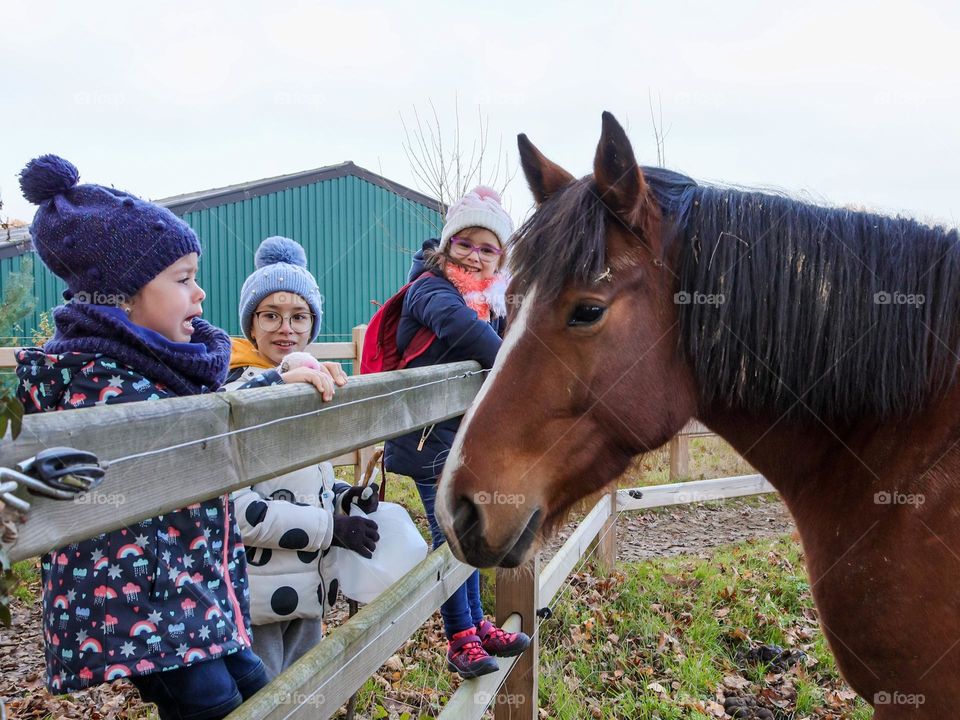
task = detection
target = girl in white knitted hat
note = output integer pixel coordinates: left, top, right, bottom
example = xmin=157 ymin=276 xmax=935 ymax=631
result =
xmin=383 ymin=186 xmax=530 ymax=678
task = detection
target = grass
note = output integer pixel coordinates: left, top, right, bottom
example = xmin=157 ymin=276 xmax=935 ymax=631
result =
xmin=9 ymin=559 xmax=39 ymax=603
xmin=347 ymin=534 xmax=870 ymax=719
xmin=334 ymin=438 xmax=871 ymax=718
xmin=12 ymin=438 xmax=852 ymax=719
xmin=622 ymin=435 xmax=758 ymax=488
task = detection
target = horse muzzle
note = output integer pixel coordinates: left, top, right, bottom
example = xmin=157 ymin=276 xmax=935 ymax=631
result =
xmin=445 ymin=494 xmax=543 ymax=568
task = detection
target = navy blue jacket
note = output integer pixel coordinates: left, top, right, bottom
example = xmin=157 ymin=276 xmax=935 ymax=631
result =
xmin=385 ymin=240 xmax=503 ymax=481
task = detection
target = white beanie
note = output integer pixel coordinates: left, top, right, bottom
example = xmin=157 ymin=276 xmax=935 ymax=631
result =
xmin=439 ymin=186 xmax=514 ymax=251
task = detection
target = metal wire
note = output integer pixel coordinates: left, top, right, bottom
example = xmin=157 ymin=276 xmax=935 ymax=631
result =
xmin=102 ymin=369 xmax=488 ymax=468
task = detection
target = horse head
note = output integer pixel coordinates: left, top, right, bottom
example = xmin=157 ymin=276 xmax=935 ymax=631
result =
xmin=436 ymin=112 xmax=697 ymax=567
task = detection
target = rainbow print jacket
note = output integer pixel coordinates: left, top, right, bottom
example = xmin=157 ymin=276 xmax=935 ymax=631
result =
xmin=16 ymin=348 xmax=276 ymax=693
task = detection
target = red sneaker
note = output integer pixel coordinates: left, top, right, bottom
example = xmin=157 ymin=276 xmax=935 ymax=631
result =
xmin=446 ymin=628 xmax=499 ymax=679
xmin=478 ymin=620 xmax=531 ymax=658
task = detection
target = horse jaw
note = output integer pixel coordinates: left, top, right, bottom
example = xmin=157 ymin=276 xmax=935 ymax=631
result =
xmin=436 ymin=285 xmax=540 ymax=565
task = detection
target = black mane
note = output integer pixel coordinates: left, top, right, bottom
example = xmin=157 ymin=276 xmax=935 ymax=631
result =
xmin=509 ymin=169 xmax=960 ymax=421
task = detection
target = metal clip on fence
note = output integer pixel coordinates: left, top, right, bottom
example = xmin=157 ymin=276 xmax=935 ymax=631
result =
xmin=0 ymin=447 xmax=105 ymax=513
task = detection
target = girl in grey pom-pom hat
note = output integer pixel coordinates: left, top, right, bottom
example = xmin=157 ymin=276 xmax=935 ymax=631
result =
xmin=229 ymin=235 xmax=347 ymax=392
xmin=224 ymin=236 xmax=380 ymax=680
xmin=237 ymin=236 xmax=324 ymax=345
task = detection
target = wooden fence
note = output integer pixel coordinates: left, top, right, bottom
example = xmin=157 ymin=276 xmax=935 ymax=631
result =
xmin=0 ymin=325 xmax=374 ymax=479
xmin=0 ymin=327 xmax=716 ymax=483
xmin=0 ymin=351 xmax=775 ymax=719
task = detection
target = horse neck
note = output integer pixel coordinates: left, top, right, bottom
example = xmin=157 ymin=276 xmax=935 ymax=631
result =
xmin=698 ymin=383 xmax=960 ymax=530
xmin=697 ymin=408 xmax=840 ymax=510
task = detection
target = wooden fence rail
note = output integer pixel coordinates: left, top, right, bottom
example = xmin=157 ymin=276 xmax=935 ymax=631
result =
xmin=2 ymin=360 xmax=482 ymax=563
xmin=0 ymin=347 xmax=776 ymax=719
xmin=2 ymin=330 xmax=710 ymax=481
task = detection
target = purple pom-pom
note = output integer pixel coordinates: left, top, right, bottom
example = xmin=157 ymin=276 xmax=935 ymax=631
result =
xmin=255 ymin=236 xmax=307 ymax=269
xmin=19 ymin=155 xmax=80 ymax=204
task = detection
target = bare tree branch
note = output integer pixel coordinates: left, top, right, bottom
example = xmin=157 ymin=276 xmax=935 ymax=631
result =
xmin=400 ymin=97 xmax=515 ymax=213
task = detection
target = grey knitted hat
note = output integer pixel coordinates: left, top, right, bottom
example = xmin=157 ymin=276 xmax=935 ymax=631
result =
xmin=239 ymin=237 xmax=323 ymax=342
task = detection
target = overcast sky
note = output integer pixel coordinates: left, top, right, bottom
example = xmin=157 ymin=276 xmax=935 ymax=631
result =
xmin=3 ymin=1 xmax=957 ymax=231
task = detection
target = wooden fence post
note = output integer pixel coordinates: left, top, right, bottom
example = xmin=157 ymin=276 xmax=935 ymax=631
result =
xmin=352 ymin=324 xmax=367 ymax=372
xmin=350 ymin=324 xmax=376 ymax=483
xmin=669 ymin=433 xmax=689 ymax=481
xmin=593 ymin=485 xmax=618 ymax=574
xmin=495 ymin=556 xmax=540 ymax=720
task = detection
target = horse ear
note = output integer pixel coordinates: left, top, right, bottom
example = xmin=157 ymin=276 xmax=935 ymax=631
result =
xmin=518 ymin=133 xmax=574 ymax=205
xmin=593 ymin=111 xmax=649 ymax=222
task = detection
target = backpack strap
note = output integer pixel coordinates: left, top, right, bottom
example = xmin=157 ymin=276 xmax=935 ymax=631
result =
xmin=398 ymin=271 xmax=438 ymax=368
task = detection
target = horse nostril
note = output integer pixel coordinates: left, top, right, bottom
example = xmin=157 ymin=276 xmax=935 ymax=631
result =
xmin=452 ymin=495 xmax=482 ymax=545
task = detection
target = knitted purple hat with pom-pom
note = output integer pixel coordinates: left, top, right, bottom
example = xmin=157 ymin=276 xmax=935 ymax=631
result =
xmin=238 ymin=236 xmax=323 ymax=342
xmin=19 ymin=154 xmax=201 ymax=302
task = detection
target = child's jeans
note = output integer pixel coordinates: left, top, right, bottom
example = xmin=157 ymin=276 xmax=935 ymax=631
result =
xmin=415 ymin=477 xmax=485 ymax=638
xmin=130 ymin=647 xmax=268 ymax=720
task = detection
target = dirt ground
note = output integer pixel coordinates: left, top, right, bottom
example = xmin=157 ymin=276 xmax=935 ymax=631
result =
xmin=1 ymin=496 xmax=796 ymax=719
xmin=545 ymin=494 xmax=795 ymax=565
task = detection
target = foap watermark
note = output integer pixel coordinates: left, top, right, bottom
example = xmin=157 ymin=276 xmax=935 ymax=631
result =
xmin=474 ymin=491 xmax=525 ymax=507
xmin=873 ymin=691 xmax=925 ymax=708
xmin=474 ymin=690 xmax=527 ymax=707
xmin=873 ymin=291 xmax=925 ymax=307
xmin=74 ymin=492 xmax=126 ymax=508
xmin=73 ymin=291 xmax=128 ymax=306
xmin=874 ymin=491 xmax=925 ymax=507
xmin=273 ymin=91 xmax=325 ymax=107
xmin=675 ymin=490 xmax=726 ymax=505
xmin=673 ymin=291 xmax=725 ymax=306
xmin=74 ymin=91 xmax=125 ymax=107
xmin=272 ymin=688 xmax=326 ymax=708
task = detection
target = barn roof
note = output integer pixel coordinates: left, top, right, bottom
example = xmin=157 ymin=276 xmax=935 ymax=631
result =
xmin=1 ymin=162 xmax=441 ymax=257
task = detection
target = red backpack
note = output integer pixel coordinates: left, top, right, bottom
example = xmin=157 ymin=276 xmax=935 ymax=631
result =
xmin=360 ymin=272 xmax=437 ymax=374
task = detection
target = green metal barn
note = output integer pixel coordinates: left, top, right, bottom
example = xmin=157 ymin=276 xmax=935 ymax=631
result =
xmin=0 ymin=162 xmax=444 ymax=344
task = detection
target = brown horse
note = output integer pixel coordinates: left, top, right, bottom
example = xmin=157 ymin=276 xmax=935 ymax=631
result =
xmin=435 ymin=112 xmax=960 ymax=717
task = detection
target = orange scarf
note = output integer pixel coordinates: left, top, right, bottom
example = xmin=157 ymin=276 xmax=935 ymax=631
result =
xmin=229 ymin=337 xmax=274 ymax=370
xmin=446 ymin=265 xmax=498 ymax=320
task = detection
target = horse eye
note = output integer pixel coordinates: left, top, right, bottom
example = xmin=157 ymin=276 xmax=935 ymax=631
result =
xmin=567 ymin=304 xmax=607 ymax=327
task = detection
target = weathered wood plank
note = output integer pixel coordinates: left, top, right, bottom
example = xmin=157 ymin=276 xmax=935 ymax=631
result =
xmin=0 ymin=347 xmax=18 ymax=369
xmin=679 ymin=419 xmax=712 ymax=436
xmin=495 ymin=558 xmax=539 ymax=720
xmin=438 ymin=614 xmax=523 ymax=720
xmin=226 ymin=545 xmax=474 ymax=720
xmin=592 ymin=485 xmax=618 ymax=574
xmin=616 ymin=474 xmax=775 ymax=514
xmin=669 ymin=434 xmax=690 ymax=481
xmin=538 ymin=494 xmax=611 ymax=606
xmin=306 ymin=341 xmax=355 ymax=361
xmin=3 ymin=362 xmax=483 ymax=561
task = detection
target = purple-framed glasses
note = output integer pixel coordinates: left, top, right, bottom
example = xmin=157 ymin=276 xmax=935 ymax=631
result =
xmin=449 ymin=236 xmax=504 ymax=262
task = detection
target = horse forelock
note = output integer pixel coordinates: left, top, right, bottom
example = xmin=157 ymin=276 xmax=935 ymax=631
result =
xmin=509 ymin=177 xmax=610 ymax=301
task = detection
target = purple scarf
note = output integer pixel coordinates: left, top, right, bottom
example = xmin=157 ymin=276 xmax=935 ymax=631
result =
xmin=44 ymin=303 xmax=231 ymax=396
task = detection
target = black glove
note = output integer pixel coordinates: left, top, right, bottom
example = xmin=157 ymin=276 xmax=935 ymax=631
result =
xmin=339 ymin=484 xmax=380 ymax=514
xmin=331 ymin=515 xmax=379 ymax=558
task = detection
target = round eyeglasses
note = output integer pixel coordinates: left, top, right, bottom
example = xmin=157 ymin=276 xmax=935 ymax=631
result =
xmin=449 ymin=236 xmax=504 ymax=263
xmin=254 ymin=311 xmax=314 ymax=334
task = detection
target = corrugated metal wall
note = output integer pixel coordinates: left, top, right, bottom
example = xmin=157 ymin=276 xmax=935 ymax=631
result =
xmin=0 ymin=251 xmax=66 ymax=345
xmin=1 ymin=174 xmax=442 ymax=345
